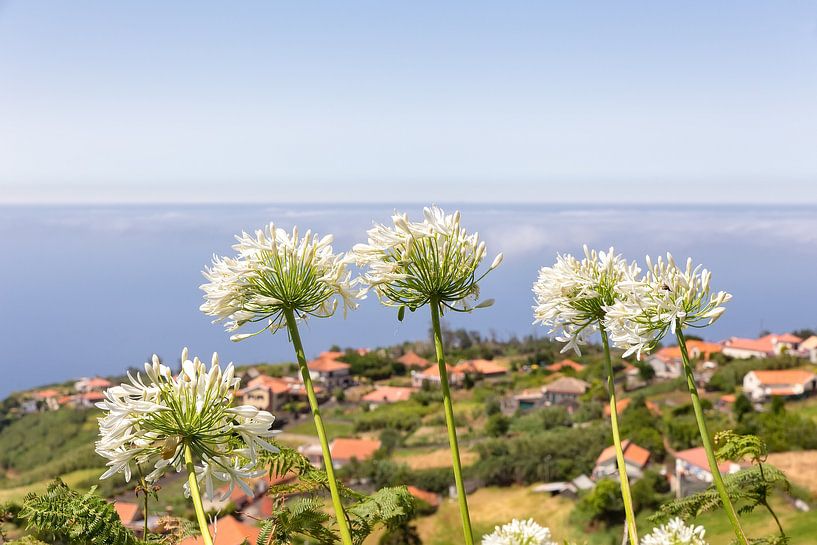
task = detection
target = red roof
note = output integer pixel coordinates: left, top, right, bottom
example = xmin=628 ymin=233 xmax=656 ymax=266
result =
xmin=246 ymin=375 xmax=292 ymax=395
xmin=307 ymin=358 xmax=351 ymax=373
xmin=35 ymin=389 xmax=60 ymax=398
xmin=546 ymin=359 xmax=585 ymax=372
xmin=361 ymin=386 xmax=414 ymax=403
xmin=397 ymin=351 xmax=431 ymax=368
xmin=760 ymin=333 xmax=802 ymax=345
xmin=596 ymin=440 xmax=651 ymax=468
xmin=114 ymin=501 xmax=140 ymax=525
xmin=720 ymin=394 xmax=737 ymax=403
xmin=319 ymin=351 xmax=345 ymax=360
xmin=81 ymin=391 xmax=105 ymax=402
xmin=674 ymin=447 xmax=731 ymax=474
xmin=406 ymin=485 xmax=440 ymax=507
xmin=330 ymin=438 xmax=381 ymax=462
xmin=418 ymin=364 xmax=461 ymax=378
xmin=657 ymin=340 xmax=723 ymax=360
xmin=724 ymin=336 xmax=774 ymax=354
xmin=454 ymin=359 xmax=507 ymax=376
xmin=180 ymin=515 xmax=260 ymax=545
xmin=749 ymin=369 xmax=816 ymax=386
xmin=83 ymin=377 xmax=112 ymax=388
xmin=603 ymin=397 xmax=631 ymax=417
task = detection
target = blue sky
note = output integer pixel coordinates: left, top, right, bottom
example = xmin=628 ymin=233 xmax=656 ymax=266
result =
xmin=1 ymin=1 xmax=817 ymax=203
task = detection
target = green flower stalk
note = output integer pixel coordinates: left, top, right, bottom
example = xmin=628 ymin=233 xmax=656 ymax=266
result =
xmin=354 ymin=206 xmax=502 ymax=545
xmin=605 ymin=253 xmax=747 ymax=545
xmin=533 ymin=246 xmax=641 ymax=544
xmin=201 ymin=223 xmax=365 ymax=545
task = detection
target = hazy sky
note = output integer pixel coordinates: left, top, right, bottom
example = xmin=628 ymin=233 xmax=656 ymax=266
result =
xmin=2 ymin=1 xmax=817 ymax=203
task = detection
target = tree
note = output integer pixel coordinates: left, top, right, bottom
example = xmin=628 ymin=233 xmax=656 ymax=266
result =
xmin=485 ymin=414 xmax=510 ymax=437
xmin=380 ymin=522 xmax=422 ymax=545
xmin=577 ymin=479 xmax=625 ymax=526
xmin=733 ymin=394 xmax=753 ymax=422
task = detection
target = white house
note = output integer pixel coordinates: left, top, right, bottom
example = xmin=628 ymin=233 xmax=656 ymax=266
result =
xmin=742 ymin=369 xmax=817 ymax=402
xmin=673 ymin=447 xmax=741 ymax=497
xmin=542 ymin=377 xmax=589 ymax=408
xmin=801 ymin=335 xmax=817 ymax=364
xmin=722 ymin=334 xmax=803 ymax=360
xmin=307 ymin=353 xmax=352 ymax=390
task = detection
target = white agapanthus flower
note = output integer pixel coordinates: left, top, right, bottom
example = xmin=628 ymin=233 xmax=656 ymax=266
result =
xmin=605 ymin=253 xmax=731 ymax=358
xmin=642 ymin=518 xmax=709 ymax=545
xmin=95 ymin=348 xmax=279 ymax=500
xmin=353 ymin=206 xmax=501 ymax=313
xmin=481 ymin=519 xmax=556 ymax=545
xmin=201 ymin=223 xmax=364 ymax=341
xmin=532 ymin=246 xmax=640 ymax=355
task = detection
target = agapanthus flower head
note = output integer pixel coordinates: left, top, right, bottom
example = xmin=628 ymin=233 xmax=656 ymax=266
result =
xmin=353 ymin=205 xmax=501 ymax=313
xmin=481 ymin=519 xmax=556 ymax=545
xmin=642 ymin=518 xmax=709 ymax=545
xmin=201 ymin=223 xmax=364 ymax=341
xmin=605 ymin=253 xmax=731 ymax=358
xmin=532 ymin=246 xmax=640 ymax=355
xmin=95 ymin=348 xmax=279 ymax=500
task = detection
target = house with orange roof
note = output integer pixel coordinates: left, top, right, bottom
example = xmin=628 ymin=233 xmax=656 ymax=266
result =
xmin=454 ymin=359 xmax=507 ymax=379
xmin=397 ymin=350 xmax=431 ymax=369
xmin=723 ymin=333 xmax=803 ymax=360
xmin=592 ymin=440 xmax=651 ymax=481
xmin=411 ymin=364 xmax=464 ymax=388
xmin=672 ymin=447 xmax=741 ymax=497
xmin=329 ymin=437 xmax=382 ymax=468
xmin=545 ymin=359 xmax=585 ymax=373
xmin=361 ymin=386 xmax=415 ymax=407
xmin=646 ymin=348 xmax=683 ymax=379
xmin=307 ymin=354 xmax=352 ymax=390
xmin=180 ymin=515 xmax=260 ymax=545
xmin=802 ymin=335 xmax=817 ymax=363
xmin=74 ymin=376 xmax=112 ymax=393
xmin=742 ymin=369 xmax=817 ymax=402
xmin=31 ymin=389 xmax=61 ymax=411
xmin=242 ymin=375 xmax=294 ymax=412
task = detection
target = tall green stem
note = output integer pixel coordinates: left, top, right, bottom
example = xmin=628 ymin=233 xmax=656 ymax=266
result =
xmin=600 ymin=325 xmax=639 ymax=545
xmin=283 ymin=308 xmax=354 ymax=545
xmin=429 ymin=299 xmax=474 ymax=545
xmin=675 ymin=327 xmax=749 ymax=545
xmin=184 ymin=443 xmax=213 ymax=545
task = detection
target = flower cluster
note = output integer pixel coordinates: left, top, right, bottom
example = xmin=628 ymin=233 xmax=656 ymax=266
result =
xmin=642 ymin=518 xmax=709 ymax=545
xmin=605 ymin=253 xmax=731 ymax=358
xmin=95 ymin=348 xmax=279 ymax=500
xmin=532 ymin=246 xmax=640 ymax=355
xmin=353 ymin=206 xmax=502 ymax=313
xmin=201 ymin=223 xmax=363 ymax=341
xmin=533 ymin=248 xmax=730 ymax=359
xmin=481 ymin=519 xmax=556 ymax=545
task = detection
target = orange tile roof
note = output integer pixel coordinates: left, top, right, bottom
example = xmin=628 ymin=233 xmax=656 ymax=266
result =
xmin=724 ymin=336 xmax=774 ymax=353
xmin=657 ymin=340 xmax=724 ymax=360
xmin=361 ymin=386 xmax=414 ymax=403
xmin=81 ymin=391 xmax=105 ymax=402
xmin=35 ymin=389 xmax=60 ymax=398
xmin=760 ymin=333 xmax=802 ymax=344
xmin=674 ymin=447 xmax=731 ymax=473
xmin=546 ymin=359 xmax=585 ymax=372
xmin=114 ymin=501 xmax=140 ymax=525
xmin=246 ymin=375 xmax=292 ymax=394
xmin=83 ymin=377 xmax=112 ymax=388
xmin=330 ymin=438 xmax=381 ymax=461
xmin=418 ymin=364 xmax=460 ymax=378
xmin=596 ymin=440 xmax=650 ymax=468
xmin=180 ymin=515 xmax=260 ymax=545
xmin=319 ymin=350 xmax=345 ymax=360
xmin=307 ymin=358 xmax=351 ymax=373
xmin=603 ymin=397 xmax=631 ymax=416
xmin=750 ymin=369 xmax=816 ymax=386
xmin=406 ymin=485 xmax=440 ymax=507
xmin=454 ymin=359 xmax=507 ymax=376
xmin=397 ymin=351 xmax=431 ymax=368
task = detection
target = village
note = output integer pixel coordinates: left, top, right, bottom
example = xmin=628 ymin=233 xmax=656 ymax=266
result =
xmin=4 ymin=329 xmax=817 ymax=543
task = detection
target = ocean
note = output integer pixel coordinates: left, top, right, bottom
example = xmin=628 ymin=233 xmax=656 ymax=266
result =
xmin=1 ymin=203 xmax=815 ymax=397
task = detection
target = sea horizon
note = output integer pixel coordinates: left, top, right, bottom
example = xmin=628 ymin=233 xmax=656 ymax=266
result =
xmin=2 ymin=202 xmax=816 ymax=398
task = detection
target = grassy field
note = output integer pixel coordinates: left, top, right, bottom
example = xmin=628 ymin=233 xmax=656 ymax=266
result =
xmin=284 ymin=417 xmax=355 ymax=438
xmin=405 ymin=485 xmax=815 ymax=545
xmin=0 ymin=467 xmax=105 ymax=503
xmin=394 ymin=447 xmax=478 ymax=470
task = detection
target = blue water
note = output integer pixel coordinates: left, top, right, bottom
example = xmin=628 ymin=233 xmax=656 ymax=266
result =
xmin=1 ymin=204 xmax=815 ymax=398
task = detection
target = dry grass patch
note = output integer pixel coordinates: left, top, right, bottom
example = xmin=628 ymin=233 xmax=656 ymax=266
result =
xmin=398 ymin=448 xmax=478 ymax=470
xmin=767 ymin=450 xmax=817 ymax=495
